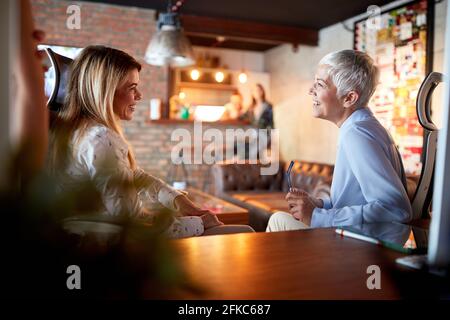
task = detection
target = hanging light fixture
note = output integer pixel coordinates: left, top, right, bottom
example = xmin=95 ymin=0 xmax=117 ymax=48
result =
xmin=145 ymin=0 xmax=195 ymax=67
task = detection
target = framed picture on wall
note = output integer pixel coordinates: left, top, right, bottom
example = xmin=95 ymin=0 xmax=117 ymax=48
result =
xmin=354 ymin=0 xmax=434 ymax=174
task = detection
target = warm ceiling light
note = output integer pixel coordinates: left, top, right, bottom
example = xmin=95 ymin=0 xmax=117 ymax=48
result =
xmin=178 ymin=91 xmax=186 ymax=100
xmin=190 ymin=69 xmax=200 ymax=80
xmin=144 ymin=5 xmax=194 ymax=67
xmin=215 ymin=71 xmax=225 ymax=83
xmin=238 ymin=71 xmax=248 ymax=84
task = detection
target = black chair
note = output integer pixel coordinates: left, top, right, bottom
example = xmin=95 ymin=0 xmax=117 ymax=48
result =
xmin=62 ymin=213 xmax=170 ymax=249
xmin=411 ymin=72 xmax=444 ymax=219
xmin=44 ymin=47 xmax=73 ymax=112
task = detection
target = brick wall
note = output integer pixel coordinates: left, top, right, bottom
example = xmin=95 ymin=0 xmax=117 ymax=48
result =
xmin=31 ymin=0 xmax=254 ymax=191
xmin=129 ymin=121 xmax=253 ymax=192
xmin=31 ymin=0 xmax=166 ymax=98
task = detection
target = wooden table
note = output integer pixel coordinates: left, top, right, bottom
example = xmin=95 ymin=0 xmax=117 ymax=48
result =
xmin=169 ymin=227 xmax=449 ymax=299
xmin=185 ymin=187 xmax=249 ymax=225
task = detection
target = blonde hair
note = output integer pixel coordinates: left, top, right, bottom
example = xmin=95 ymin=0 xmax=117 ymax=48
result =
xmin=49 ymin=45 xmax=141 ymax=172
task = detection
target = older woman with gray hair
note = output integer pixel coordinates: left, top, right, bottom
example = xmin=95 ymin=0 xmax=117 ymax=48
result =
xmin=267 ymin=49 xmax=412 ymax=231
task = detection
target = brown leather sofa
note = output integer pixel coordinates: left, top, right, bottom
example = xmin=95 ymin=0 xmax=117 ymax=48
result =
xmin=212 ymin=161 xmax=334 ymax=231
xmin=212 ymin=160 xmax=420 ymax=231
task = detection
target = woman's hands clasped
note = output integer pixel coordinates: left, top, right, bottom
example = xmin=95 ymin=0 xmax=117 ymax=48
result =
xmin=175 ymin=195 xmax=224 ymax=229
xmin=285 ymin=188 xmax=323 ymax=226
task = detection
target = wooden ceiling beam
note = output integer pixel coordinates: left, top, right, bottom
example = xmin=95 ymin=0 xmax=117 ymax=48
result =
xmin=187 ymin=35 xmax=278 ymax=51
xmin=180 ymin=14 xmax=318 ymax=47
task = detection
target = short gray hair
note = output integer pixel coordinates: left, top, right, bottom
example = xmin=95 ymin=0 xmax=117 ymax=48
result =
xmin=319 ymin=50 xmax=379 ymax=108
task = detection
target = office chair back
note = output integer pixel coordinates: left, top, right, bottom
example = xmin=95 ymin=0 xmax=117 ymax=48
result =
xmin=411 ymin=72 xmax=443 ymax=219
xmin=44 ymin=47 xmax=73 ymax=112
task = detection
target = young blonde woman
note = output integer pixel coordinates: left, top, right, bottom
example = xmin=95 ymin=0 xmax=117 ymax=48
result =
xmin=49 ymin=45 xmax=253 ymax=238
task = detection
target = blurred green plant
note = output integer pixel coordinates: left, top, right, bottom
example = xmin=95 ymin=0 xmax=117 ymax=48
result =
xmin=3 ymin=150 xmax=195 ymax=299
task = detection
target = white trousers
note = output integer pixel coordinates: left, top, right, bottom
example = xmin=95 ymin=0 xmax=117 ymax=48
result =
xmin=266 ymin=211 xmax=311 ymax=232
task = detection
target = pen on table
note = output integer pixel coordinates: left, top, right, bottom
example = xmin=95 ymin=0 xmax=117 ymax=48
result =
xmin=335 ymin=228 xmax=381 ymax=245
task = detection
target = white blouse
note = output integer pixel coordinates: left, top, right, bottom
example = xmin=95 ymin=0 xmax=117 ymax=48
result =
xmin=58 ymin=124 xmax=183 ymax=218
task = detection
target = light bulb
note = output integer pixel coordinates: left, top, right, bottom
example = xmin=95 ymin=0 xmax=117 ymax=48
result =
xmin=190 ymin=69 xmax=200 ymax=80
xmin=179 ymin=91 xmax=186 ymax=100
xmin=238 ymin=72 xmax=247 ymax=84
xmin=215 ymin=71 xmax=225 ymax=83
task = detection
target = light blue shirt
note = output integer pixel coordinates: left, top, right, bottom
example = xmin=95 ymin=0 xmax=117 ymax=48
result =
xmin=311 ymin=107 xmax=412 ymax=228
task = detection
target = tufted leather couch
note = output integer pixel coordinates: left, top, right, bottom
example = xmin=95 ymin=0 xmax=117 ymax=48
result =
xmin=212 ymin=161 xmax=334 ymax=231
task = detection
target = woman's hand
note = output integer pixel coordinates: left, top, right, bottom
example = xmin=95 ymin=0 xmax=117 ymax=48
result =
xmin=200 ymin=213 xmax=224 ymax=229
xmin=174 ymin=195 xmax=224 ymax=229
xmin=287 ymin=188 xmax=324 ymax=208
xmin=285 ymin=188 xmax=322 ymax=226
xmin=174 ymin=195 xmax=211 ymax=216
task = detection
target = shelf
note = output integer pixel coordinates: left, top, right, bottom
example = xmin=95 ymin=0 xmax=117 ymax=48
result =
xmin=177 ymin=81 xmax=237 ymax=91
xmin=148 ymin=119 xmax=250 ymax=125
xmin=174 ymin=67 xmax=236 ymax=91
